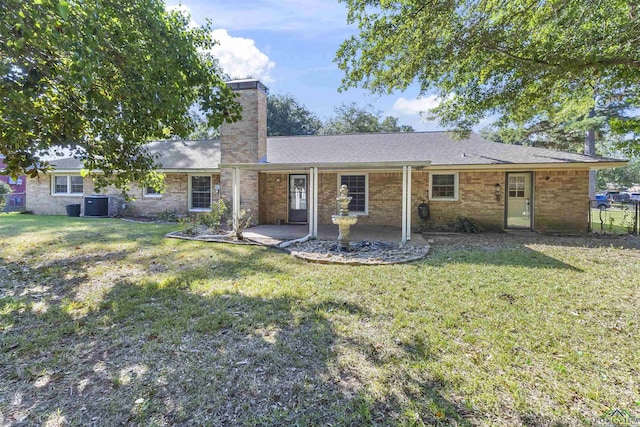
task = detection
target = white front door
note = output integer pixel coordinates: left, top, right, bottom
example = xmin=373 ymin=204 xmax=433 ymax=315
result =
xmin=506 ymin=173 xmax=533 ymax=229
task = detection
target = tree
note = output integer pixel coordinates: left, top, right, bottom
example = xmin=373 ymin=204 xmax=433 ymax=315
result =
xmin=336 ymin=1 xmax=640 ymax=154
xmin=1 ymin=0 xmax=241 ymax=192
xmin=320 ymin=102 xmax=414 ymax=134
xmin=267 ymin=94 xmax=322 ymax=136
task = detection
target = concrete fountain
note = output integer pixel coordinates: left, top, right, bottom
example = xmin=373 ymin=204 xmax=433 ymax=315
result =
xmin=331 ymin=184 xmax=359 ymax=251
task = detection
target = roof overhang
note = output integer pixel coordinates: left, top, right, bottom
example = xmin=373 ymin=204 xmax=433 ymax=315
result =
xmin=219 ymin=161 xmax=432 ymax=171
xmin=426 ymin=161 xmax=627 ymax=171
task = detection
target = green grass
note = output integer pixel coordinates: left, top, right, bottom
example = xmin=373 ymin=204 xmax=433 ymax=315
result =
xmin=1 ymin=213 xmax=639 ymax=426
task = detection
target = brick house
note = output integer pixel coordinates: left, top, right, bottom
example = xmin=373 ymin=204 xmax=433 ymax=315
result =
xmin=26 ymin=79 xmax=626 ymax=240
xmin=0 ymin=155 xmax=27 ymax=212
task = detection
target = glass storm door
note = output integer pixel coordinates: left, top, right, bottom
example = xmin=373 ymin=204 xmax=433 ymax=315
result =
xmin=506 ymin=173 xmax=532 ymax=229
xmin=288 ymin=174 xmax=308 ymax=223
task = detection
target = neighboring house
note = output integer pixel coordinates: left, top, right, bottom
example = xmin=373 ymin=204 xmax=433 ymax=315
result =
xmin=26 ymin=79 xmax=626 ymax=239
xmin=0 ymin=156 xmax=27 ymax=212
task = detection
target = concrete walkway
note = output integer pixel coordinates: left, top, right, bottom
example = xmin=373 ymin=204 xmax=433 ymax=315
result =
xmin=243 ymin=224 xmax=427 ymax=246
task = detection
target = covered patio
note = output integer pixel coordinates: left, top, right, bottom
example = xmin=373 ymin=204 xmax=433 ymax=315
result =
xmin=243 ymin=224 xmax=429 ymax=246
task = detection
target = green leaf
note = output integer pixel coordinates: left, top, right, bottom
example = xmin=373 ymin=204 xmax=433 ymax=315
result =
xmin=57 ymin=1 xmax=69 ymax=20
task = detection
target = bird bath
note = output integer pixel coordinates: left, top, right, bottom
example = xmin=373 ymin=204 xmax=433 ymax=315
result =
xmin=331 ymin=184 xmax=358 ymax=251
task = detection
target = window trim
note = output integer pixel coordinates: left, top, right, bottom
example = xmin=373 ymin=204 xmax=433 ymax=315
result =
xmin=143 ymin=186 xmax=162 ymax=198
xmin=429 ymin=172 xmax=459 ymax=201
xmin=188 ymin=174 xmax=212 ymax=212
xmin=51 ymin=174 xmax=84 ymax=196
xmin=337 ymin=172 xmax=368 ymax=215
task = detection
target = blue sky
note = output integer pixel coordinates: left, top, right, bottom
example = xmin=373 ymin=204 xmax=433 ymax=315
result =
xmin=166 ymin=0 xmax=447 ymax=131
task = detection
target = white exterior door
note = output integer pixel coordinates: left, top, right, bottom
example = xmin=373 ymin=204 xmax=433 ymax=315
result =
xmin=506 ymin=173 xmax=533 ymax=229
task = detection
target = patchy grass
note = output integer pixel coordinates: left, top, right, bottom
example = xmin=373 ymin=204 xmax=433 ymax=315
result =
xmin=1 ymin=214 xmax=640 ymax=426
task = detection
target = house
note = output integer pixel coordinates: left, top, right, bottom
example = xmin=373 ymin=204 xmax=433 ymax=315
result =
xmin=26 ymin=79 xmax=626 ymax=240
xmin=0 ymin=155 xmax=27 ymax=212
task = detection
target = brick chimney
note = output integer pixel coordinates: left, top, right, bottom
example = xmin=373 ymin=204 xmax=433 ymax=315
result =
xmin=220 ymin=79 xmax=268 ymax=218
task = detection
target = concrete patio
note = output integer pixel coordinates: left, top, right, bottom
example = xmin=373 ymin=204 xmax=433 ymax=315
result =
xmin=243 ymin=224 xmax=428 ymax=246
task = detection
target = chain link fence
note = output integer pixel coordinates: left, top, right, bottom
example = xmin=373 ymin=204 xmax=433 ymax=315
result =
xmin=589 ymin=200 xmax=639 ymax=235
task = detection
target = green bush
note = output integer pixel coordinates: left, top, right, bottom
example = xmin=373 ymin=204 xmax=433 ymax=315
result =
xmin=0 ymin=182 xmax=11 ymax=212
xmin=178 ymin=217 xmax=197 ymax=236
xmin=455 ymin=217 xmax=481 ymax=233
xmin=197 ymin=198 xmax=229 ymax=232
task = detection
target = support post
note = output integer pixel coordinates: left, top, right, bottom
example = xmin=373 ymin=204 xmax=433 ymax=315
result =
xmin=308 ymin=167 xmax=315 ymax=237
xmin=402 ymin=166 xmax=407 ymax=243
xmin=232 ymin=167 xmax=240 ymax=230
xmin=312 ymin=167 xmax=318 ymax=238
xmin=406 ymin=166 xmax=412 ymax=241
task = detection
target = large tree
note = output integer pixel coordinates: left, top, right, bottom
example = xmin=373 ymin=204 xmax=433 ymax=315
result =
xmin=1 ymin=0 xmax=241 ymax=191
xmin=320 ymin=102 xmax=414 ymax=134
xmin=267 ymin=94 xmax=322 ymax=136
xmin=335 ymin=0 xmax=640 ymax=157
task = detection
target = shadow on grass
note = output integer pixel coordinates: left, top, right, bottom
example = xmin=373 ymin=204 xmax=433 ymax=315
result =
xmin=1 ymin=268 xmax=477 ymax=426
xmin=423 ymin=244 xmax=583 ymax=271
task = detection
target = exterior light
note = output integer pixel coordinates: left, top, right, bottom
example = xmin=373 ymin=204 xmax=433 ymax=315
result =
xmin=495 ymin=183 xmax=501 ymax=200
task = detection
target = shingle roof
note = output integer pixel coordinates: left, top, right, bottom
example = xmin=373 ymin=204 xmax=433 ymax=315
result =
xmin=49 ymin=139 xmax=220 ymax=171
xmin=264 ymin=132 xmax=621 ymax=166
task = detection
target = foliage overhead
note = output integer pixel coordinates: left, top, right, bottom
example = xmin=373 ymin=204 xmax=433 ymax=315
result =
xmin=1 ymin=0 xmax=241 ymax=191
xmin=336 ymin=0 xmax=640 ymax=153
xmin=267 ymin=94 xmax=322 ymax=136
xmin=320 ymin=102 xmax=414 ymax=135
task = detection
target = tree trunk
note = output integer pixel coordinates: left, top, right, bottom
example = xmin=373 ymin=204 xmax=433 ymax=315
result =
xmin=584 ymin=108 xmax=597 ymax=199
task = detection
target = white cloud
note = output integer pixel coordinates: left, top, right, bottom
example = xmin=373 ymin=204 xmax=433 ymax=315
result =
xmin=391 ymin=95 xmax=443 ymax=115
xmin=166 ymin=5 xmax=276 ymax=84
xmin=209 ymin=29 xmax=275 ymax=83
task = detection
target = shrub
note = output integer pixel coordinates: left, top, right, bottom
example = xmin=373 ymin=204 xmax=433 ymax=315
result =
xmin=455 ymin=217 xmax=481 ymax=233
xmin=231 ymin=209 xmax=253 ymax=240
xmin=0 ymin=182 xmax=10 ymax=212
xmin=157 ymin=210 xmax=179 ymax=222
xmin=178 ymin=216 xmax=197 ymax=236
xmin=197 ymin=198 xmax=229 ymax=232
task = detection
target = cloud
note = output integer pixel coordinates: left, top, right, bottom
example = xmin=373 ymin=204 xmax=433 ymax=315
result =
xmin=166 ymin=4 xmax=276 ymax=84
xmin=209 ymin=29 xmax=275 ymax=83
xmin=391 ymin=95 xmax=443 ymax=115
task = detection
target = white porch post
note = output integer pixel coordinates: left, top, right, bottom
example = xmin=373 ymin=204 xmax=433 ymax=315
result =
xmin=311 ymin=167 xmax=318 ymax=238
xmin=402 ymin=165 xmax=412 ymax=243
xmin=232 ymin=167 xmax=240 ymax=230
xmin=308 ymin=167 xmax=314 ymax=237
xmin=406 ymin=165 xmax=412 ymax=242
xmin=402 ymin=166 xmax=407 ymax=243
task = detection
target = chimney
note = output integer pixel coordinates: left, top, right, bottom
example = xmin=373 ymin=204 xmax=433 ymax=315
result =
xmin=220 ymin=79 xmax=268 ymax=218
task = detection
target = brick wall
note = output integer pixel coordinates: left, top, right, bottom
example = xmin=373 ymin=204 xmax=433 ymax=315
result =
xmin=534 ymin=170 xmax=589 ymax=233
xmin=219 ymin=86 xmax=266 ymax=218
xmin=252 ymin=169 xmax=590 ymax=232
xmin=26 ymin=172 xmax=220 ymax=217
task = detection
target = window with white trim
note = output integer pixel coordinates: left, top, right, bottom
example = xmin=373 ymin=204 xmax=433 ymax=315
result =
xmin=430 ymin=173 xmax=458 ymax=201
xmin=339 ymin=174 xmax=367 ymax=214
xmin=52 ymin=175 xmax=84 ymax=195
xmin=143 ymin=186 xmax=162 ymax=197
xmin=190 ymin=175 xmax=211 ymax=210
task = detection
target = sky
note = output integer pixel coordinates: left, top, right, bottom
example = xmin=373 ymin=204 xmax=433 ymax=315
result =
xmin=165 ymin=0 xmax=447 ymax=131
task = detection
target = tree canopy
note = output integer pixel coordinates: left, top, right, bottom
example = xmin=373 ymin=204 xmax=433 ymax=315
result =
xmin=336 ymin=0 xmax=640 ymax=154
xmin=267 ymin=94 xmax=322 ymax=136
xmin=320 ymin=102 xmax=414 ymax=135
xmin=1 ymin=0 xmax=241 ymax=191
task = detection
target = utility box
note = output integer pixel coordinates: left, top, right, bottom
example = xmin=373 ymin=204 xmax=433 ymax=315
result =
xmin=84 ymin=195 xmax=109 ymax=217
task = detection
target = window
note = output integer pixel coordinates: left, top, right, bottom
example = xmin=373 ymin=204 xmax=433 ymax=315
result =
xmin=190 ymin=175 xmax=211 ymax=210
xmin=52 ymin=175 xmax=83 ymax=195
xmin=339 ymin=174 xmax=367 ymax=214
xmin=430 ymin=173 xmax=458 ymax=201
xmin=143 ymin=186 xmax=162 ymax=197
xmin=508 ymin=175 xmax=525 ymax=197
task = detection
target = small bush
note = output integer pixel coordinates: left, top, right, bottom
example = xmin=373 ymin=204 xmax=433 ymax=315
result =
xmin=178 ymin=216 xmax=197 ymax=235
xmin=157 ymin=210 xmax=179 ymax=222
xmin=0 ymin=182 xmax=10 ymax=212
xmin=197 ymin=198 xmax=229 ymax=232
xmin=455 ymin=217 xmax=481 ymax=233
xmin=231 ymin=209 xmax=253 ymax=240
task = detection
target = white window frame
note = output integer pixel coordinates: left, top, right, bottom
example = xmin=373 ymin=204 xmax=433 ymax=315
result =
xmin=337 ymin=172 xmax=368 ymax=215
xmin=51 ymin=174 xmax=84 ymax=196
xmin=429 ymin=172 xmax=459 ymax=201
xmin=143 ymin=186 xmax=162 ymax=198
xmin=188 ymin=174 xmax=212 ymax=212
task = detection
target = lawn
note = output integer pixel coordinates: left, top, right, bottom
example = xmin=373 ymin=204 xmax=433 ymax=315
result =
xmin=1 ymin=214 xmax=639 ymax=426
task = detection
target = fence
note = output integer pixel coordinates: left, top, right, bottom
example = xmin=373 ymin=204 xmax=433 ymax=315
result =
xmin=589 ymin=200 xmax=639 ymax=235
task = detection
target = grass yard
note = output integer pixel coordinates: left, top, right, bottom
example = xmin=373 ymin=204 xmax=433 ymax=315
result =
xmin=1 ymin=214 xmax=639 ymax=426
xmin=590 ymin=205 xmax=639 ymax=235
